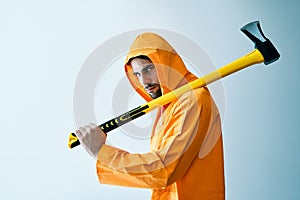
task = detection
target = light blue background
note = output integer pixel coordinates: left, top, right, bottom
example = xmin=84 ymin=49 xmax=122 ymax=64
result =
xmin=0 ymin=0 xmax=299 ymax=199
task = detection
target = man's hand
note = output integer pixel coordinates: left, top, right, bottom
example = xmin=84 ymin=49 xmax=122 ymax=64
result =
xmin=76 ymin=123 xmax=107 ymax=160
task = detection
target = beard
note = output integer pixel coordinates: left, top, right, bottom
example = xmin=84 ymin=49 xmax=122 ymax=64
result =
xmin=149 ymin=88 xmax=162 ymax=99
xmin=145 ymin=83 xmax=162 ymax=99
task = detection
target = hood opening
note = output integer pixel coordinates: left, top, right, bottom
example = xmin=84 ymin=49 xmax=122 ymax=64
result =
xmin=124 ymin=32 xmax=197 ymax=102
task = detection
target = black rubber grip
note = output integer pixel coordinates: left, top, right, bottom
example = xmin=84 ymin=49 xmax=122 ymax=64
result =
xmin=98 ymin=105 xmax=149 ymax=133
xmin=70 ymin=104 xmax=149 ymax=148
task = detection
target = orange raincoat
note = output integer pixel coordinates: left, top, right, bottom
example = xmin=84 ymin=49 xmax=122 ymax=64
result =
xmin=96 ymin=33 xmax=225 ymax=200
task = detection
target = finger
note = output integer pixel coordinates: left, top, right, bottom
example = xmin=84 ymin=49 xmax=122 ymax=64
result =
xmin=86 ymin=123 xmax=99 ymax=133
xmin=77 ymin=126 xmax=87 ymax=137
xmin=85 ymin=123 xmax=93 ymax=130
xmin=75 ymin=129 xmax=82 ymax=138
xmin=87 ymin=123 xmax=97 ymax=129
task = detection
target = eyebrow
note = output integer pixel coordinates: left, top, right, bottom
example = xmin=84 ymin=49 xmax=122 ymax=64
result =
xmin=133 ymin=64 xmax=155 ymax=76
xmin=141 ymin=64 xmax=155 ymax=73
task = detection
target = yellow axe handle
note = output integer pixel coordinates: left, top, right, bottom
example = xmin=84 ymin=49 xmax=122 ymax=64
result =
xmin=68 ymin=49 xmax=264 ymax=149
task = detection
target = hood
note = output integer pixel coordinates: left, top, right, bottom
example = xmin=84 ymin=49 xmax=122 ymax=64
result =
xmin=124 ymin=32 xmax=197 ymax=102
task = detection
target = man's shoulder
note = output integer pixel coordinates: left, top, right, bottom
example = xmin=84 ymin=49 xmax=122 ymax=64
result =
xmin=178 ymin=87 xmax=211 ymax=102
xmin=166 ymin=87 xmax=212 ymax=112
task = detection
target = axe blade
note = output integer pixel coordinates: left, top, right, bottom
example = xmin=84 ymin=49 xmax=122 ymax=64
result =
xmin=241 ymin=21 xmax=280 ymax=65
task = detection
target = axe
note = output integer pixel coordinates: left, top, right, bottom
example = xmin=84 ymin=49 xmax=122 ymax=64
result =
xmin=68 ymin=20 xmax=280 ymax=149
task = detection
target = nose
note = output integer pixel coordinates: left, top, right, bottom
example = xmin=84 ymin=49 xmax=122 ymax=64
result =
xmin=139 ymin=73 xmax=151 ymax=86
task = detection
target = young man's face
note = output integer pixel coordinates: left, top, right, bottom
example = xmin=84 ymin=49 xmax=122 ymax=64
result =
xmin=130 ymin=57 xmax=162 ymax=99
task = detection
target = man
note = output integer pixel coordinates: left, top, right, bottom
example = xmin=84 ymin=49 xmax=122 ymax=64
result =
xmin=76 ymin=33 xmax=225 ymax=199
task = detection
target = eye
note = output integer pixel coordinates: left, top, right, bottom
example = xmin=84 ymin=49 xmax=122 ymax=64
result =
xmin=133 ymin=72 xmax=141 ymax=77
xmin=143 ymin=65 xmax=154 ymax=73
xmin=146 ymin=66 xmax=153 ymax=72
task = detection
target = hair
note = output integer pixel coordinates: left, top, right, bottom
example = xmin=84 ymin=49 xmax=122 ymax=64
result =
xmin=128 ymin=55 xmax=152 ymax=64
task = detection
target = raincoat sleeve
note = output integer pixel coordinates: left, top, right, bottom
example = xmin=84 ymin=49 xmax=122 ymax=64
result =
xmin=96 ymin=88 xmax=218 ymax=188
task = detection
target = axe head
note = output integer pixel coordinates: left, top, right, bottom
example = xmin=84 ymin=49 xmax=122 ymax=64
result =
xmin=241 ymin=21 xmax=280 ymax=65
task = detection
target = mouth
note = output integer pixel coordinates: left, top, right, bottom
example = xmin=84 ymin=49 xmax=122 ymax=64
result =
xmin=144 ymin=84 xmax=162 ymax=99
xmin=146 ymin=86 xmax=157 ymax=93
xmin=145 ymin=84 xmax=159 ymax=94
